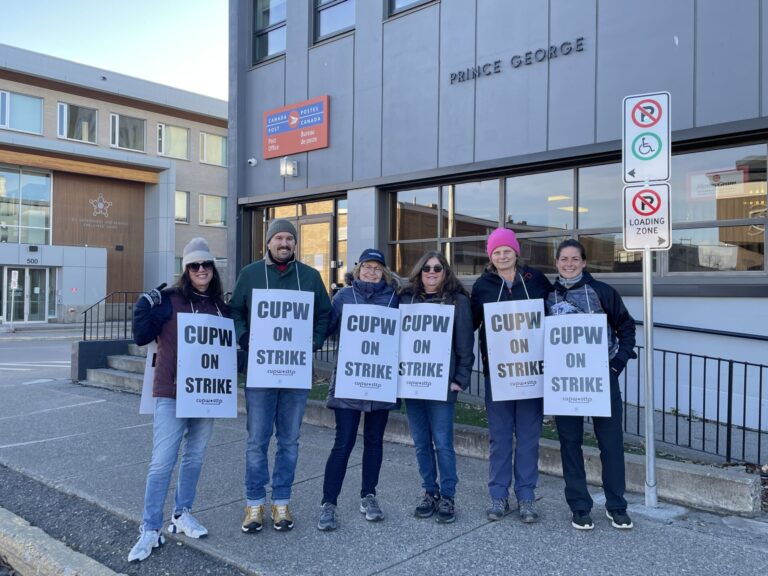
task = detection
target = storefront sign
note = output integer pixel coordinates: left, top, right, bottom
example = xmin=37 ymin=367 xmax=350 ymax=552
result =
xmin=263 ymin=95 xmax=329 ymax=159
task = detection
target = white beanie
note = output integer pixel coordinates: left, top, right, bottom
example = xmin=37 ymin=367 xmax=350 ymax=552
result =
xmin=182 ymin=237 xmax=215 ymax=268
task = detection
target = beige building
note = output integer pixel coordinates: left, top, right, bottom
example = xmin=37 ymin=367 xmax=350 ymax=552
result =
xmin=0 ymin=44 xmax=228 ymax=323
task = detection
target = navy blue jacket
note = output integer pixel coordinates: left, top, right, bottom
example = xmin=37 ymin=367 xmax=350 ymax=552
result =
xmin=327 ymin=279 xmax=400 ymax=412
xmin=400 ymin=289 xmax=475 ymax=402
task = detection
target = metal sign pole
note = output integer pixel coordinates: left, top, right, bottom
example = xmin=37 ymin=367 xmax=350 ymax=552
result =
xmin=643 ymin=246 xmax=658 ymax=507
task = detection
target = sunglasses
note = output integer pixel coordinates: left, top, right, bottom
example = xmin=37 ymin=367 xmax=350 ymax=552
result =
xmin=421 ymin=265 xmax=444 ymax=273
xmin=187 ymin=261 xmax=214 ymax=271
xmin=361 ymin=264 xmax=384 ymax=273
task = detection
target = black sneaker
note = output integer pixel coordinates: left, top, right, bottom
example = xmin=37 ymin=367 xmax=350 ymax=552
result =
xmin=571 ymin=511 xmax=594 ymax=530
xmin=436 ymin=496 xmax=455 ymax=524
xmin=415 ymin=493 xmax=440 ymax=518
xmin=606 ymin=509 xmax=633 ymax=529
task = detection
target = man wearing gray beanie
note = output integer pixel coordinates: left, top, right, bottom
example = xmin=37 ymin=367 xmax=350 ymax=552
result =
xmin=229 ymin=218 xmax=331 ymax=533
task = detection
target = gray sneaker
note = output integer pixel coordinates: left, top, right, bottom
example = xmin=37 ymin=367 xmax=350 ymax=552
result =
xmin=360 ymin=494 xmax=384 ymax=521
xmin=317 ymin=502 xmax=337 ymax=531
xmin=127 ymin=527 xmax=165 ymax=562
xmin=519 ymin=500 xmax=539 ymax=523
xmin=486 ymin=498 xmax=510 ymax=521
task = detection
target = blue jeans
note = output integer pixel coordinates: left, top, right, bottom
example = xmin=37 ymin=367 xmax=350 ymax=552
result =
xmin=485 ymin=381 xmax=543 ymax=502
xmin=141 ymin=398 xmax=214 ymax=530
xmin=245 ymin=387 xmax=309 ymax=502
xmin=556 ymin=372 xmax=627 ymax=513
xmin=405 ymin=399 xmax=458 ymax=498
xmin=322 ymin=408 xmax=389 ymax=505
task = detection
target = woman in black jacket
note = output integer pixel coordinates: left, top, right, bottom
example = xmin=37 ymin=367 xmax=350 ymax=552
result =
xmin=546 ymin=238 xmax=637 ymax=531
xmin=401 ymin=251 xmax=475 ymax=524
xmin=470 ymin=228 xmax=552 ymax=524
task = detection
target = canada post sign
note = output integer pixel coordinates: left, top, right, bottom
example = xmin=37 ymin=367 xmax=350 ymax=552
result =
xmin=263 ymin=95 xmax=329 ymax=159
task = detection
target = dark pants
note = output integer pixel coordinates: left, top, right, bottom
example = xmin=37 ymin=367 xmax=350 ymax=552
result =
xmin=321 ymin=408 xmax=390 ymax=505
xmin=555 ymin=372 xmax=627 ymax=513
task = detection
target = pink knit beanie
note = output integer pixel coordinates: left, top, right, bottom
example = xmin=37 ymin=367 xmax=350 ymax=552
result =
xmin=487 ymin=228 xmax=520 ymax=258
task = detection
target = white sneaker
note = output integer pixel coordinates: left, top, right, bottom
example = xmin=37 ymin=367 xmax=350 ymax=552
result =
xmin=168 ymin=509 xmax=209 ymax=538
xmin=128 ymin=527 xmax=165 ymax=562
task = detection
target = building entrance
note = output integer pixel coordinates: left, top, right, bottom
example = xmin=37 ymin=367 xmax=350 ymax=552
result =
xmin=3 ymin=266 xmax=48 ymax=323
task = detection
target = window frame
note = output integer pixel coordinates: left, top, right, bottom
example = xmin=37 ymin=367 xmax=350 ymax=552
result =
xmin=157 ymin=123 xmax=190 ymax=160
xmin=0 ymin=90 xmax=43 ymax=135
xmin=109 ymin=113 xmax=146 ymax=153
xmin=198 ymin=193 xmax=227 ymax=227
xmin=175 ymin=190 xmax=190 ymax=224
xmin=57 ymin=102 xmax=97 ymax=144
xmin=314 ymin=0 xmax=355 ymax=43
xmin=253 ymin=0 xmax=287 ymax=64
xmin=199 ymin=132 xmax=228 ymax=166
xmin=387 ymin=0 xmax=435 ymax=18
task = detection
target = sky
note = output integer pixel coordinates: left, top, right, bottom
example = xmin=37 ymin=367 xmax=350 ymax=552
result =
xmin=0 ymin=0 xmax=229 ymax=100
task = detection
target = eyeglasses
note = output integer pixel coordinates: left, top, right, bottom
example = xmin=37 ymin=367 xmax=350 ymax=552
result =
xmin=361 ymin=263 xmax=384 ymax=273
xmin=187 ymin=261 xmax=214 ymax=271
xmin=421 ymin=265 xmax=444 ymax=273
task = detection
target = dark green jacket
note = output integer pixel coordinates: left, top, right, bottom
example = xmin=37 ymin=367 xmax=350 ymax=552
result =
xmin=229 ymin=256 xmax=331 ymax=351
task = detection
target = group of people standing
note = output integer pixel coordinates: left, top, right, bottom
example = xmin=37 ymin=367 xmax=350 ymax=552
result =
xmin=128 ymin=219 xmax=637 ymax=562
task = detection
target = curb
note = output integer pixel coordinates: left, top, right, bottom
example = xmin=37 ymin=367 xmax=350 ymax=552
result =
xmin=0 ymin=506 xmax=123 ymax=576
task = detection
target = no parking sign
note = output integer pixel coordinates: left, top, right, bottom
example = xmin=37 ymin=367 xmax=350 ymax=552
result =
xmin=623 ymin=183 xmax=671 ymax=251
xmin=623 ymin=92 xmax=670 ymax=183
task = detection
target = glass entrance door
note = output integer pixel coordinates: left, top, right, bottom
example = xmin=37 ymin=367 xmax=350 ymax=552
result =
xmin=28 ymin=268 xmax=47 ymax=321
xmin=299 ymin=219 xmax=332 ymax=293
xmin=3 ymin=267 xmax=48 ymax=323
xmin=5 ymin=267 xmax=24 ymax=323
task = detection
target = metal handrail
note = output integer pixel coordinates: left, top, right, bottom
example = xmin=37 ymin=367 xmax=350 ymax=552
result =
xmin=81 ymin=291 xmax=143 ymax=341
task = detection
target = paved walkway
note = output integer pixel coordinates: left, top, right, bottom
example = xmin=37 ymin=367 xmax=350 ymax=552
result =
xmin=1 ymin=375 xmax=767 ymax=575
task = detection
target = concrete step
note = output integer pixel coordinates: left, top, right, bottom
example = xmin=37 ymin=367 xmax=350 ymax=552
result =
xmin=107 ymin=354 xmax=146 ymax=374
xmin=127 ymin=343 xmax=147 ymax=357
xmin=84 ymin=367 xmax=143 ymax=394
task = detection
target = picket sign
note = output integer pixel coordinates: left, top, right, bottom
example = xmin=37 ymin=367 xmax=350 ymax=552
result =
xmin=139 ymin=341 xmax=158 ymax=415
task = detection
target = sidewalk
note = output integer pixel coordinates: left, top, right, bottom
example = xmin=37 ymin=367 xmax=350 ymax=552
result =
xmin=1 ymin=378 xmax=767 ymax=575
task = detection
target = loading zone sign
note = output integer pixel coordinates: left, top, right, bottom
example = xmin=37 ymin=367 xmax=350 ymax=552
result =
xmin=623 ymin=92 xmax=670 ymax=184
xmin=623 ymin=183 xmax=671 ymax=251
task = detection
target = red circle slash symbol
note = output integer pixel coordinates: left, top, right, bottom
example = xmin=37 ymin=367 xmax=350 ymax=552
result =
xmin=631 ymin=99 xmax=662 ymax=128
xmin=632 ymin=189 xmax=661 ymax=216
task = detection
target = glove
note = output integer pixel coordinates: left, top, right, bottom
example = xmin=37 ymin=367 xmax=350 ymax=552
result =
xmin=142 ymin=288 xmax=162 ymax=308
xmin=239 ymin=331 xmax=250 ymax=352
xmin=610 ymin=357 xmax=626 ymax=375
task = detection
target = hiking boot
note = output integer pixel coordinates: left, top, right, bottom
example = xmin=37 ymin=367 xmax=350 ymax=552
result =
xmin=271 ymin=504 xmax=295 ymax=531
xmin=571 ymin=511 xmax=594 ymax=530
xmin=606 ymin=509 xmax=634 ymax=529
xmin=127 ymin=527 xmax=165 ymax=562
xmin=414 ymin=493 xmax=440 ymax=518
xmin=436 ymin=496 xmax=456 ymax=524
xmin=241 ymin=504 xmax=265 ymax=533
xmin=486 ymin=498 xmax=510 ymax=521
xmin=518 ymin=500 xmax=539 ymax=523
xmin=168 ymin=509 xmax=208 ymax=538
xmin=360 ymin=494 xmax=384 ymax=521
xmin=317 ymin=502 xmax=338 ymax=531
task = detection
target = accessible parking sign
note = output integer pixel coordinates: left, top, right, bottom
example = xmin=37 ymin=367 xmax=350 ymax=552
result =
xmin=623 ymin=92 xmax=670 ymax=183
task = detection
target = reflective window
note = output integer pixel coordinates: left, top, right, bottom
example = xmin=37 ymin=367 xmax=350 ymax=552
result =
xmin=253 ymin=0 xmax=287 ymax=63
xmin=0 ymin=91 xmax=43 ymax=134
xmin=506 ymin=170 xmax=574 ymax=232
xmin=393 ymin=241 xmax=438 ymax=277
xmin=269 ymin=205 xmax=297 ymax=219
xmin=0 ymin=167 xmax=50 ymax=244
xmin=57 ymin=103 xmax=97 ymax=143
xmin=199 ymin=194 xmax=227 ymax=226
xmin=110 ymin=113 xmax=145 ymax=152
xmin=669 ymin=227 xmax=763 ymax=272
xmin=158 ymin=123 xmax=189 ymax=159
xmin=579 ymin=233 xmax=644 ymax=274
xmin=175 ymin=191 xmax=189 ymax=223
xmin=391 ymin=187 xmax=439 ymax=241
xmin=200 ymin=132 xmax=227 ymax=166
xmin=301 ymin=200 xmax=334 ymax=215
xmin=444 ymin=240 xmax=488 ymax=277
xmin=316 ymin=0 xmax=355 ymax=41
xmin=577 ymin=163 xmax=623 ymax=229
xmin=389 ymin=0 xmax=432 ymax=16
xmin=442 ymin=180 xmax=499 ymax=238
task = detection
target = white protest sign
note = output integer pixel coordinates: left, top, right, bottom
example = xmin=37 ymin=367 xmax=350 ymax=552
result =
xmin=139 ymin=341 xmax=157 ymax=414
xmin=176 ymin=313 xmax=238 ymax=418
xmin=247 ymin=289 xmax=314 ymax=389
xmin=484 ymin=299 xmax=545 ymax=401
xmin=335 ymin=304 xmax=400 ymax=403
xmin=398 ymin=303 xmax=454 ymax=401
xmin=544 ymin=314 xmax=611 ymax=416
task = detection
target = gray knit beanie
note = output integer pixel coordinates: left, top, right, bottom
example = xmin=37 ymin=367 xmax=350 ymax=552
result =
xmin=182 ymin=237 xmax=215 ymax=268
xmin=266 ymin=219 xmax=297 ymax=243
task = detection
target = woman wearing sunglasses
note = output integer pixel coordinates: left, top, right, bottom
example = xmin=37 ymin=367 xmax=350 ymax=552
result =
xmin=128 ymin=237 xmax=228 ymax=562
xmin=401 ymin=251 xmax=474 ymax=524
xmin=317 ymin=248 xmax=400 ymax=531
xmin=470 ymin=228 xmax=552 ymax=524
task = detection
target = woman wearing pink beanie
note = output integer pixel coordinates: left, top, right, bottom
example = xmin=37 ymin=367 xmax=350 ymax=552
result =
xmin=470 ymin=227 xmax=552 ymax=524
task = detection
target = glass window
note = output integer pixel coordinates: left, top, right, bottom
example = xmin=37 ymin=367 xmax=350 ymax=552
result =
xmin=253 ymin=0 xmax=287 ymax=63
xmin=199 ymin=194 xmax=226 ymax=226
xmin=157 ymin=123 xmax=189 ymax=159
xmin=579 ymin=233 xmax=644 ymax=273
xmin=0 ymin=168 xmax=50 ymax=245
xmin=506 ymin=170 xmax=574 ymax=232
xmin=0 ymin=167 xmax=21 ymax=232
xmin=269 ymin=205 xmax=297 ymax=219
xmin=669 ymin=227 xmax=763 ymax=272
xmin=301 ymin=200 xmax=334 ymax=216
xmin=392 ymin=240 xmax=438 ymax=277
xmin=20 ymin=171 xmax=50 ymax=230
xmin=444 ymin=240 xmax=488 ymax=277
xmin=0 ymin=91 xmax=43 ymax=134
xmin=200 ymin=132 xmax=227 ymax=166
xmin=442 ymin=180 xmax=499 ymax=238
xmin=670 ymin=145 xmax=766 ymax=224
xmin=391 ymin=187 xmax=439 ymax=241
xmin=389 ymin=0 xmax=432 ymax=16
xmin=577 ymin=163 xmax=623 ymax=229
xmin=57 ymin=102 xmax=97 ymax=143
xmin=175 ymin=191 xmax=189 ymax=223
xmin=110 ymin=113 xmax=145 ymax=152
xmin=315 ymin=0 xmax=355 ymax=41
xmin=336 ymin=199 xmax=348 ymax=286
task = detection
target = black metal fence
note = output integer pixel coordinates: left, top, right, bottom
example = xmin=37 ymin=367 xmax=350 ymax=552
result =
xmin=82 ymin=291 xmax=142 ymax=341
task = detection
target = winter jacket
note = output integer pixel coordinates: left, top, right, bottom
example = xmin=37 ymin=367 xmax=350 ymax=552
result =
xmin=399 ymin=289 xmax=475 ymax=402
xmin=545 ymin=270 xmax=637 ymax=374
xmin=133 ymin=287 xmax=229 ymax=399
xmin=326 ymin=278 xmax=400 ymax=412
xmin=470 ymin=265 xmax=553 ymax=382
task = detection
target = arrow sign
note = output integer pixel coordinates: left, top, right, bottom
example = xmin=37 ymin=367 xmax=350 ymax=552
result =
xmin=623 ymin=183 xmax=671 ymax=251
